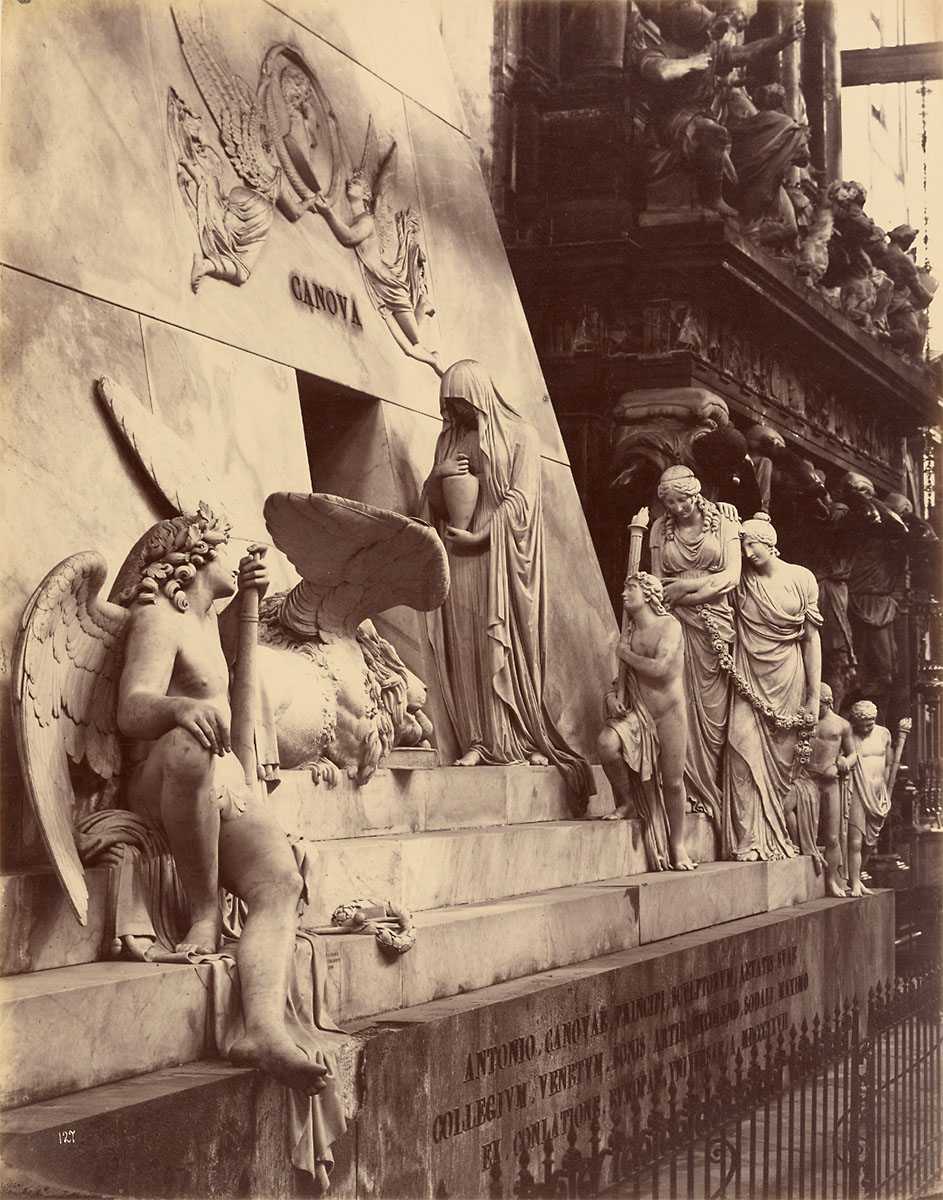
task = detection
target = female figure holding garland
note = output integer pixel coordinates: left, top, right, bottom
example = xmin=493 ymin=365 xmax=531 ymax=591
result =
xmin=649 ymin=466 xmax=741 ymax=826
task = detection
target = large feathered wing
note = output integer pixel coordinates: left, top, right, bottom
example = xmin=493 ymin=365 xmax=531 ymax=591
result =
xmin=372 ymin=139 xmax=399 ymax=265
xmin=13 ymin=553 xmax=129 ymax=925
xmin=263 ymin=493 xmax=449 ymax=638
xmin=97 ymin=375 xmax=232 ymax=519
xmin=171 ymin=3 xmax=279 ymax=199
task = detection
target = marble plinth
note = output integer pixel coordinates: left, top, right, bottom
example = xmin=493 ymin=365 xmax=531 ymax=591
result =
xmin=347 ymin=893 xmax=894 ymax=1200
xmin=0 ymin=893 xmax=894 ymax=1200
xmin=0 ymin=961 xmax=212 ymax=1109
xmin=1 ymin=1063 xmax=357 ymax=1200
xmin=1 ymin=859 xmax=824 ymax=1108
xmin=0 ymin=807 xmax=719 ymax=977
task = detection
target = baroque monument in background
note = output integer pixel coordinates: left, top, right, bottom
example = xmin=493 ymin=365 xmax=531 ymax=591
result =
xmin=0 ymin=1 xmax=940 ymax=1198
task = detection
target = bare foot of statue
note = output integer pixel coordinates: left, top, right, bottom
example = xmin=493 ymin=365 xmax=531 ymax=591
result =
xmin=176 ymin=909 xmax=222 ymax=956
xmin=529 ymin=753 xmax=549 ymax=766
xmin=670 ymin=841 xmax=697 ymax=870
xmin=112 ymin=934 xmax=156 ymax=961
xmin=825 ymin=880 xmax=848 ymax=898
xmin=737 ymin=849 xmax=762 ymax=863
xmin=229 ymin=1032 xmax=330 ymax=1095
xmin=455 ymin=749 xmax=483 ymax=767
xmin=190 ymin=254 xmax=208 ymax=293
xmin=704 ymin=198 xmax=738 ymax=220
xmin=602 ymin=804 xmax=632 ymax=821
xmin=847 ymin=881 xmax=873 ymax=897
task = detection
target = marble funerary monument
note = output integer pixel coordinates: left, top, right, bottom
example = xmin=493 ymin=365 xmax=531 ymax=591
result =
xmin=0 ymin=1 xmax=935 ymax=1197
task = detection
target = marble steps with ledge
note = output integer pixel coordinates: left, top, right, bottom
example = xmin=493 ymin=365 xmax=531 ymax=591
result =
xmin=1 ymin=810 xmax=719 ymax=977
xmin=0 ymin=857 xmax=824 ymax=1110
xmin=0 ymin=761 xmax=617 ymax=978
xmin=266 ymin=760 xmax=617 ymax=842
xmin=0 ymin=891 xmax=893 ymax=1200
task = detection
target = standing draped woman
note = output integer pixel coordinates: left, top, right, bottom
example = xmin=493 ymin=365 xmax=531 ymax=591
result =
xmin=724 ymin=516 xmax=822 ymax=861
xmin=420 ymin=360 xmax=594 ymax=815
xmin=649 ymin=466 xmax=741 ymax=826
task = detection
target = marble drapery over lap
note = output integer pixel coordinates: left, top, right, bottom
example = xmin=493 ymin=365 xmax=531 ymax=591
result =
xmin=421 ymin=361 xmax=594 ymax=814
xmin=649 ymin=511 xmax=740 ymax=825
xmin=724 ymin=564 xmax=822 ymax=861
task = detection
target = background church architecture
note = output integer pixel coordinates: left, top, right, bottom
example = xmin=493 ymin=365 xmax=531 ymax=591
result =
xmin=0 ymin=2 xmax=940 ymax=1197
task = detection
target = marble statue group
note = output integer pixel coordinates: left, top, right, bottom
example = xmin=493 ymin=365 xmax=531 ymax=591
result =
xmin=8 ymin=2 xmax=929 ymax=1169
xmin=634 ymin=0 xmax=936 ymax=371
xmin=596 ymin=461 xmax=909 ymax=889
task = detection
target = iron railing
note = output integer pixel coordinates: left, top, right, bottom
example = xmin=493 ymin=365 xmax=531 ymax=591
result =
xmin=475 ymin=970 xmax=942 ymax=1200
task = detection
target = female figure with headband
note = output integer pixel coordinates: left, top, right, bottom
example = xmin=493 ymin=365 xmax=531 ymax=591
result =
xmin=649 ymin=465 xmax=742 ymax=827
xmin=724 ymin=515 xmax=822 ymax=861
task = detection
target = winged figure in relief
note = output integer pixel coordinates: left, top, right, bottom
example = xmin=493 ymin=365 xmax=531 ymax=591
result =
xmin=313 ymin=116 xmax=440 ymax=372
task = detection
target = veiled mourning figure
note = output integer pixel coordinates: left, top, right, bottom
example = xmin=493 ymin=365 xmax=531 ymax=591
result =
xmin=420 ymin=360 xmax=594 ymax=815
xmin=649 ymin=465 xmax=741 ymax=824
xmin=723 ymin=515 xmax=822 ymax=862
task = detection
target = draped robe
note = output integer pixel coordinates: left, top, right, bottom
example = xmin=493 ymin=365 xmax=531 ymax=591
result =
xmin=724 ymin=563 xmax=822 ymax=861
xmin=606 ymin=667 xmax=671 ymax=872
xmin=846 ymin=735 xmax=891 ymax=847
xmin=649 ymin=511 xmax=740 ymax=825
xmin=421 ymin=363 xmax=594 ymax=814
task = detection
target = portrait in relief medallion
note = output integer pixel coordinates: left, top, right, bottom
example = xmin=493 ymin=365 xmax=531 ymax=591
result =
xmin=168 ymin=4 xmax=346 ymax=288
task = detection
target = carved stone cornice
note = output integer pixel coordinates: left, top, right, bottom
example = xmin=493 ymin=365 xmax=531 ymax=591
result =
xmin=508 ymin=220 xmax=940 ymax=430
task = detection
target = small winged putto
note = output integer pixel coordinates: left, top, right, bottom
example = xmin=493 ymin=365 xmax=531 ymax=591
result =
xmin=313 ymin=116 xmax=441 ymax=373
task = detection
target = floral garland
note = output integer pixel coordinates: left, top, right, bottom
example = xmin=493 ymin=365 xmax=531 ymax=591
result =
xmin=696 ymin=603 xmax=816 ymax=766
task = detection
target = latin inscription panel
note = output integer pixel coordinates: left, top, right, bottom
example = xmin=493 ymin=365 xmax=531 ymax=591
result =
xmin=417 ymin=899 xmax=893 ymax=1196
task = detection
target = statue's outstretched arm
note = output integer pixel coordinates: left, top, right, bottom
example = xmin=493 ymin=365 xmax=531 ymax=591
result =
xmin=312 ymin=197 xmax=373 ymax=249
xmin=728 ymin=21 xmax=803 ymax=68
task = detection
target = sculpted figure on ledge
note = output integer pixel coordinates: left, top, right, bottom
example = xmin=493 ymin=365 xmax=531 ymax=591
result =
xmin=15 ymin=509 xmax=330 ymax=1097
xmin=844 ymin=701 xmax=893 ymax=898
xmin=649 ymin=465 xmax=741 ymax=826
xmin=723 ymin=515 xmax=821 ymax=862
xmin=635 ymin=2 xmax=804 ymax=217
xmin=95 ymin=376 xmax=446 ymax=790
xmin=798 ymin=683 xmax=856 ymax=898
xmin=314 ymin=117 xmax=440 ymax=374
xmin=598 ymin=517 xmax=696 ymax=870
xmin=420 ymin=359 xmax=594 ymax=815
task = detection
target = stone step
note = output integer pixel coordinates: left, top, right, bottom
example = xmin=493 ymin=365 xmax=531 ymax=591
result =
xmin=1 ymin=859 xmax=823 ymax=1110
xmin=304 ymin=811 xmax=718 ymax=920
xmin=266 ymin=762 xmax=615 ymax=843
xmin=1 ymin=811 xmax=719 ymax=977
xmin=0 ymin=891 xmax=893 ymax=1200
